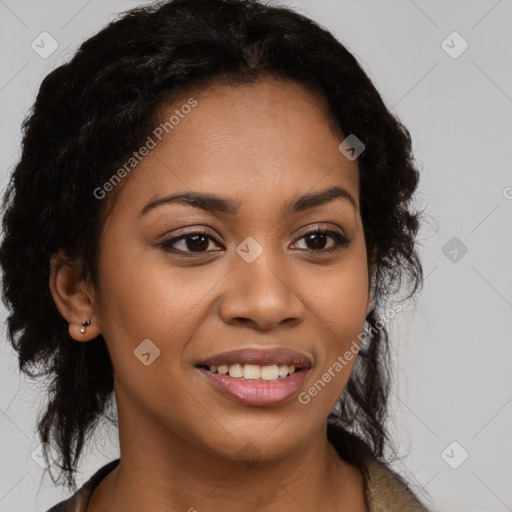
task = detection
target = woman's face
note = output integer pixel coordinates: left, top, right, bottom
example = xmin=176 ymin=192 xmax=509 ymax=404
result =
xmin=91 ymin=78 xmax=371 ymax=461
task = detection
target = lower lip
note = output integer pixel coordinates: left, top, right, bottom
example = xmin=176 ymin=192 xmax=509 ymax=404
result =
xmin=197 ymin=367 xmax=309 ymax=407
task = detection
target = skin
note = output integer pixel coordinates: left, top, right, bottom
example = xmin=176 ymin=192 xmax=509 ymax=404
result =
xmin=50 ymin=78 xmax=372 ymax=512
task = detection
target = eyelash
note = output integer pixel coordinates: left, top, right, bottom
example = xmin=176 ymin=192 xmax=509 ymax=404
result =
xmin=158 ymin=227 xmax=350 ymax=256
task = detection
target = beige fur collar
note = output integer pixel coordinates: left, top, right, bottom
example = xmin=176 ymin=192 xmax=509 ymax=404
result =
xmin=365 ymin=457 xmax=430 ymax=511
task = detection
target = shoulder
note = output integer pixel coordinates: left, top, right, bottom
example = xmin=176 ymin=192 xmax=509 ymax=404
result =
xmin=45 ymin=459 xmax=120 ymax=512
xmin=364 ymin=457 xmax=430 ymax=511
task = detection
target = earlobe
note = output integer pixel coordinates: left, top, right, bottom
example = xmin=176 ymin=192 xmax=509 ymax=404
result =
xmin=68 ymin=319 xmax=100 ymax=342
xmin=49 ymin=251 xmax=101 ymax=342
xmin=80 ymin=320 xmax=91 ymax=334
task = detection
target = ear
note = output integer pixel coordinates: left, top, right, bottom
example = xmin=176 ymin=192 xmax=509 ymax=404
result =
xmin=49 ymin=251 xmax=101 ymax=342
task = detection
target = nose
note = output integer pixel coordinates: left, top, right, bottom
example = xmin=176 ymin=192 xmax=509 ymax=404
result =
xmin=218 ymin=250 xmax=306 ymax=331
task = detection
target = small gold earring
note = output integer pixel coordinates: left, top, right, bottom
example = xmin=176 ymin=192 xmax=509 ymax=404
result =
xmin=80 ymin=320 xmax=91 ymax=334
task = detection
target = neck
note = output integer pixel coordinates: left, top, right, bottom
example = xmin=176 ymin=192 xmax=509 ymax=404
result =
xmin=87 ymin=390 xmax=367 ymax=511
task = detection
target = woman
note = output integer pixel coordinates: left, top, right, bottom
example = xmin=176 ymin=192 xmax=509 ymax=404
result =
xmin=0 ymin=0 xmax=430 ymax=510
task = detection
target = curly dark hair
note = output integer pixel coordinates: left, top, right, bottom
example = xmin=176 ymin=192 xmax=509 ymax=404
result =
xmin=0 ymin=0 xmax=424 ymax=492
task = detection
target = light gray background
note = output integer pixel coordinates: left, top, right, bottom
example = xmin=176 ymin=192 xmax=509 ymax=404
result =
xmin=1 ymin=1 xmax=511 ymax=510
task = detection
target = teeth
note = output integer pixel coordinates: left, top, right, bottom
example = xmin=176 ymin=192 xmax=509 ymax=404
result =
xmin=279 ymin=364 xmax=289 ymax=378
xmin=260 ymin=364 xmax=279 ymax=380
xmin=206 ymin=363 xmax=298 ymax=381
xmin=217 ymin=365 xmax=229 ymax=375
xmin=229 ymin=364 xmax=243 ymax=378
xmin=243 ymin=364 xmax=260 ymax=380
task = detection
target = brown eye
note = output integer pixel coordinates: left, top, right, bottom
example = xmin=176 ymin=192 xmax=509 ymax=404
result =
xmin=181 ymin=234 xmax=211 ymax=252
xmin=292 ymin=229 xmax=350 ymax=254
xmin=159 ymin=231 xmax=222 ymax=254
xmin=304 ymin=232 xmax=329 ymax=251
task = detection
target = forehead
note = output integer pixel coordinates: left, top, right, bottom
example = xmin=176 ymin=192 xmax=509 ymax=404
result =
xmin=107 ymin=78 xmax=359 ymax=217
xmin=162 ymin=78 xmax=345 ymax=162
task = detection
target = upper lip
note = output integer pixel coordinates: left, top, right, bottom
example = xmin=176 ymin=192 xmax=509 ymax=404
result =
xmin=196 ymin=347 xmax=313 ymax=369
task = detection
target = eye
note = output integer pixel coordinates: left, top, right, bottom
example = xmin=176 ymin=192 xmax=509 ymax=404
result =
xmin=158 ymin=231 xmax=223 ymax=255
xmin=292 ymin=228 xmax=350 ymax=254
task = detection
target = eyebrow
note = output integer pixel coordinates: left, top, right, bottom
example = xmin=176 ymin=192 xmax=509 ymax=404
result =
xmin=139 ymin=185 xmax=357 ymax=218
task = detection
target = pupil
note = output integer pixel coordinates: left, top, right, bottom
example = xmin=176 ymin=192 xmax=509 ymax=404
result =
xmin=307 ymin=233 xmax=326 ymax=250
xmin=187 ymin=235 xmax=209 ymax=252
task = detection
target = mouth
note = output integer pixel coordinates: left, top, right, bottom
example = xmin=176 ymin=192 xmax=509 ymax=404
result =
xmin=195 ymin=347 xmax=312 ymax=406
xmin=195 ymin=346 xmax=312 ymax=382
xmin=196 ymin=362 xmax=300 ymax=382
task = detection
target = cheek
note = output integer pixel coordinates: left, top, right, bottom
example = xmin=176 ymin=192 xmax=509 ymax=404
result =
xmin=96 ymin=244 xmax=188 ymax=329
xmin=94 ymin=242 xmax=225 ymax=370
xmin=300 ymin=359 xmax=357 ymax=414
xmin=297 ymin=249 xmax=368 ymax=408
xmin=302 ymin=248 xmax=368 ymax=337
xmin=93 ymin=247 xmax=201 ymax=413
